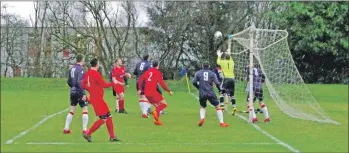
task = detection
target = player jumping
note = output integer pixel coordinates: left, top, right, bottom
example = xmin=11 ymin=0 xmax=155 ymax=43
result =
xmin=111 ymin=58 xmax=131 ymax=114
xmin=216 ymin=50 xmax=237 ymax=115
xmin=81 ymin=58 xmax=121 ymax=142
xmin=64 ymin=54 xmax=89 ymax=134
xmin=192 ymin=61 xmax=229 ymax=127
xmin=137 ymin=60 xmax=172 ymax=125
xmin=245 ymin=64 xmax=271 ymax=123
xmin=133 ymin=54 xmax=153 ymax=118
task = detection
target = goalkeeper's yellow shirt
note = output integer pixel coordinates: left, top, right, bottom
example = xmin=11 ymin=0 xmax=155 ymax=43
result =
xmin=217 ymin=57 xmax=235 ymax=79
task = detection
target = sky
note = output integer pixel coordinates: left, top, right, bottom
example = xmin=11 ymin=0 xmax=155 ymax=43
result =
xmin=1 ymin=1 xmax=150 ymax=26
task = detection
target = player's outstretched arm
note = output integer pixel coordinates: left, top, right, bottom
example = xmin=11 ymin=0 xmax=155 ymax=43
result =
xmin=158 ymin=73 xmax=171 ymax=93
xmin=96 ymin=73 xmax=113 ymax=88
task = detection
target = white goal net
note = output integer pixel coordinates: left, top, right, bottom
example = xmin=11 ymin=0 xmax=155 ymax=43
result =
xmin=227 ymin=24 xmax=339 ymax=124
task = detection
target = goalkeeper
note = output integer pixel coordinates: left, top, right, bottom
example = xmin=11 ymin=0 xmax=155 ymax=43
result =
xmin=216 ymin=50 xmax=237 ymax=115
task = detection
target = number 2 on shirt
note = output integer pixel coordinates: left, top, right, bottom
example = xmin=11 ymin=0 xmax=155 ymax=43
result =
xmin=148 ymin=72 xmax=153 ymax=81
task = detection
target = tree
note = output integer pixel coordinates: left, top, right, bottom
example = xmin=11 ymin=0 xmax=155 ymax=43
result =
xmin=267 ymin=2 xmax=349 ymax=83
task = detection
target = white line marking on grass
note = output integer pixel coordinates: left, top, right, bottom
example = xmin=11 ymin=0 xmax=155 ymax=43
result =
xmin=26 ymin=142 xmax=280 ymax=145
xmin=189 ymin=93 xmax=300 ymax=153
xmin=5 ymin=108 xmax=69 ymax=144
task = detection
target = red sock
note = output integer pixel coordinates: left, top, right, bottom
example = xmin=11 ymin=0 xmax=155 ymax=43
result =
xmin=155 ymin=103 xmax=167 ymax=117
xmin=86 ymin=119 xmax=105 ymax=136
xmin=106 ymin=117 xmax=115 ymax=138
xmin=118 ymin=99 xmax=124 ymax=110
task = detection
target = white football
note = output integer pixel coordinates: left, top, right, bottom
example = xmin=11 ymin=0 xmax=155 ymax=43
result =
xmin=214 ymin=31 xmax=222 ymax=39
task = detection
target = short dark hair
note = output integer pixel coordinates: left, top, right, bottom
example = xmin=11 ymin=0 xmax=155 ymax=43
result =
xmin=222 ymin=53 xmax=231 ymax=60
xmin=90 ymin=58 xmax=98 ymax=67
xmin=76 ymin=54 xmax=84 ymax=62
xmin=202 ymin=61 xmax=210 ymax=69
xmin=143 ymin=54 xmax=150 ymax=61
xmin=152 ymin=60 xmax=159 ymax=67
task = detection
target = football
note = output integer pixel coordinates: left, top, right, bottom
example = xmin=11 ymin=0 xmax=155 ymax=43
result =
xmin=214 ymin=31 xmax=222 ymax=40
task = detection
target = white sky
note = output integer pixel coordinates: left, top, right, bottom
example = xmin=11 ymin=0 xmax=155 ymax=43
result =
xmin=1 ymin=1 xmax=150 ymax=27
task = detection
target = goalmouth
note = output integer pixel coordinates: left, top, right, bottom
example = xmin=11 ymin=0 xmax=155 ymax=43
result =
xmin=227 ymin=23 xmax=339 ymax=125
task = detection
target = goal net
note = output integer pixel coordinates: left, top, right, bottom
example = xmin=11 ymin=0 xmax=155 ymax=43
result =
xmin=227 ymin=24 xmax=339 ymax=124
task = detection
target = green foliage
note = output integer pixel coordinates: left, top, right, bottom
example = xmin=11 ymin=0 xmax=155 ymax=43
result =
xmin=267 ymin=2 xmax=349 ymax=83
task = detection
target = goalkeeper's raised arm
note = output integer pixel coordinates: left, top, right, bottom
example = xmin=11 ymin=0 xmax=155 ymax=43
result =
xmin=216 ymin=50 xmax=237 ymax=115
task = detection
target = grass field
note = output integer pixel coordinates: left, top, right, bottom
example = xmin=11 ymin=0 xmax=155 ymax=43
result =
xmin=1 ymin=78 xmax=348 ymax=152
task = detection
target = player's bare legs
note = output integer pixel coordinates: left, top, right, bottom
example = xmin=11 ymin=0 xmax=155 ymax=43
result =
xmin=151 ymin=100 xmax=167 ymax=125
xmin=117 ymin=93 xmax=127 ymax=114
xmin=83 ymin=113 xmax=121 ymax=142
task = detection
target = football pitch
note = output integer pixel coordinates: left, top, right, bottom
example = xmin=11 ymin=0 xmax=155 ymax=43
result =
xmin=1 ymin=78 xmax=348 ymax=152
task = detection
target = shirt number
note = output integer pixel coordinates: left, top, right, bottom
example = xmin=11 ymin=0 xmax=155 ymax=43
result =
xmin=148 ymin=72 xmax=153 ymax=81
xmin=140 ymin=63 xmax=145 ymax=71
xmin=71 ymin=68 xmax=76 ymax=78
xmin=203 ymin=72 xmax=208 ymax=81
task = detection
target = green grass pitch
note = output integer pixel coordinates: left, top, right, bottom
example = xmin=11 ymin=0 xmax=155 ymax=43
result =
xmin=1 ymin=78 xmax=348 ymax=152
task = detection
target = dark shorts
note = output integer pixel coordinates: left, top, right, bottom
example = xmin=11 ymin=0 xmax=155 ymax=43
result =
xmin=70 ymin=92 xmax=88 ymax=108
xmin=221 ymin=78 xmax=235 ymax=96
xmin=112 ymin=89 xmax=116 ymax=96
xmin=199 ymin=92 xmax=219 ymax=108
xmin=98 ymin=112 xmax=111 ymax=119
xmin=246 ymin=87 xmax=264 ymax=102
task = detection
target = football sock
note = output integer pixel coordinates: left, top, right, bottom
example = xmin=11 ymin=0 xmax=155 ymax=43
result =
xmin=155 ymin=103 xmax=167 ymax=117
xmin=106 ymin=117 xmax=115 ymax=138
xmin=247 ymin=104 xmax=257 ymax=120
xmin=216 ymin=108 xmax=224 ymax=123
xmin=231 ymin=96 xmax=236 ymax=107
xmin=118 ymin=99 xmax=124 ymax=110
xmin=260 ymin=103 xmax=270 ymax=119
xmin=116 ymin=98 xmax=119 ymax=110
xmin=64 ymin=112 xmax=74 ymax=130
xmin=200 ymin=108 xmax=206 ymax=119
xmin=139 ymin=100 xmax=148 ymax=115
xmin=82 ymin=112 xmax=88 ymax=131
xmin=87 ymin=119 xmax=105 ymax=136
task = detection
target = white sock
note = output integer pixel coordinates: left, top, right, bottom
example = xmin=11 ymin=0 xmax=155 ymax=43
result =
xmin=116 ymin=98 xmax=119 ymax=110
xmin=248 ymin=105 xmax=257 ymax=121
xmin=260 ymin=103 xmax=269 ymax=119
xmin=140 ymin=102 xmax=147 ymax=115
xmin=216 ymin=109 xmax=224 ymax=123
xmin=82 ymin=113 xmax=88 ymax=131
xmin=64 ymin=112 xmax=73 ymax=130
xmin=200 ymin=108 xmax=206 ymax=119
xmin=146 ymin=103 xmax=151 ymax=111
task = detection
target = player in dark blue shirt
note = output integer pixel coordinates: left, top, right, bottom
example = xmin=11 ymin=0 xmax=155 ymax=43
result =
xmin=212 ymin=64 xmax=228 ymax=111
xmin=64 ymin=54 xmax=89 ymax=134
xmin=245 ymin=64 xmax=270 ymax=123
xmin=192 ymin=61 xmax=229 ymax=127
xmin=133 ymin=54 xmax=154 ymax=118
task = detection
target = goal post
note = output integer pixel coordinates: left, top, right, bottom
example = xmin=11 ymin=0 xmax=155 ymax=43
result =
xmin=228 ymin=24 xmax=339 ymax=125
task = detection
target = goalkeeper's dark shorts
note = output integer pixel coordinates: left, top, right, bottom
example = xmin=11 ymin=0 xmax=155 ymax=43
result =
xmin=221 ymin=78 xmax=235 ymax=96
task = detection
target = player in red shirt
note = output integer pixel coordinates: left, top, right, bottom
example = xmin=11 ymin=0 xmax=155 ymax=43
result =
xmin=111 ymin=58 xmax=131 ymax=114
xmin=81 ymin=58 xmax=123 ymax=142
xmin=137 ymin=60 xmax=172 ymax=125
